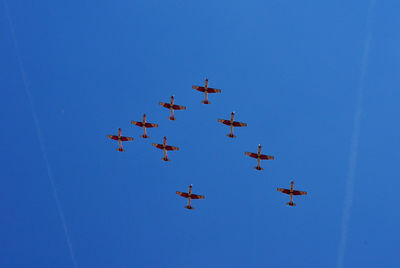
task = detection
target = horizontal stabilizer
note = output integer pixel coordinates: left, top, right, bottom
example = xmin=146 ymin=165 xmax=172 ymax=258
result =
xmin=162 ymin=157 xmax=170 ymax=162
xmin=227 ymin=133 xmax=236 ymax=138
xmin=185 ymin=205 xmax=194 ymax=210
xmin=168 ymin=116 xmax=176 ymax=121
xmin=201 ymin=100 xmax=210 ymax=104
xmin=286 ymin=202 xmax=296 ymax=207
xmin=254 ymin=166 xmax=264 ymax=171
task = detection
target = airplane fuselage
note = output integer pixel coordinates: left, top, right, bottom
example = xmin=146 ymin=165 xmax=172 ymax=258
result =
xmin=256 ymin=145 xmax=262 ymax=168
xmin=163 ymin=137 xmax=168 ymax=158
xmin=204 ymin=79 xmax=209 ymax=101
xmin=187 ymin=185 xmax=193 ymax=207
xmin=229 ymin=112 xmax=235 ymax=135
xmin=289 ymin=182 xmax=294 ymax=203
xmin=169 ymin=96 xmax=175 ymax=119
xmin=118 ymin=128 xmax=123 ymax=149
xmin=142 ymin=114 xmax=148 ymax=136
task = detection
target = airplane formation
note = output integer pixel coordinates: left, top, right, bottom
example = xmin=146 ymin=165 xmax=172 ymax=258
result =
xmin=107 ymin=78 xmax=307 ymax=209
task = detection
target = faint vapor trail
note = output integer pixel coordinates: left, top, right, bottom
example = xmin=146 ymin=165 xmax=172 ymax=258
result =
xmin=337 ymin=1 xmax=375 ymax=268
xmin=3 ymin=1 xmax=78 ymax=267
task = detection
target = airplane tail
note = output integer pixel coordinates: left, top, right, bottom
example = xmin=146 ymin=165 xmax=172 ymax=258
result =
xmin=168 ymin=116 xmax=176 ymax=121
xmin=201 ymin=100 xmax=210 ymax=104
xmin=141 ymin=134 xmax=149 ymax=139
xmin=185 ymin=205 xmax=194 ymax=210
xmin=162 ymin=156 xmax=170 ymax=162
xmin=286 ymin=202 xmax=296 ymax=207
xmin=227 ymin=133 xmax=236 ymax=138
xmin=254 ymin=166 xmax=264 ymax=171
xmin=117 ymin=148 xmax=125 ymax=152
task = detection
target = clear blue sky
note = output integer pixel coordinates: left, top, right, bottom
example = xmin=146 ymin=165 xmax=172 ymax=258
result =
xmin=2 ymin=1 xmax=400 ymax=267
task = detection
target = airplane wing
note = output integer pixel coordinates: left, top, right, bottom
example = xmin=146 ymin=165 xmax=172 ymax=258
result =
xmin=165 ymin=145 xmax=179 ymax=151
xmin=260 ymin=154 xmax=274 ymax=160
xmin=176 ymin=191 xmax=189 ymax=198
xmin=107 ymin=135 xmax=119 ymax=140
xmin=206 ymin=87 xmax=221 ymax=93
xmin=131 ymin=121 xmax=143 ymax=127
xmin=172 ymin=104 xmax=186 ymax=110
xmin=292 ymin=190 xmax=307 ymax=196
xmin=190 ymin=194 xmax=205 ymax=199
xmin=120 ymin=136 xmax=133 ymax=141
xmin=218 ymin=119 xmax=231 ymax=125
xmin=192 ymin=86 xmax=205 ymax=92
xmin=245 ymin=152 xmax=258 ymax=158
xmin=144 ymin=122 xmax=159 ymax=128
xmin=152 ymin=143 xmax=164 ymax=149
xmin=159 ymin=102 xmax=171 ymax=109
xmin=232 ymin=121 xmax=247 ymax=127
xmin=277 ymin=188 xmax=291 ymax=195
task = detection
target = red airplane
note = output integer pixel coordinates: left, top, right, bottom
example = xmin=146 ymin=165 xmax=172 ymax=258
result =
xmin=245 ymin=144 xmax=274 ymax=170
xmin=218 ymin=112 xmax=247 ymax=138
xmin=159 ymin=95 xmax=186 ymax=120
xmin=152 ymin=136 xmax=179 ymax=161
xmin=277 ymin=181 xmax=307 ymax=206
xmin=131 ymin=114 xmax=159 ymax=138
xmin=192 ymin=78 xmax=221 ymax=104
xmin=176 ymin=184 xmax=205 ymax=210
xmin=106 ymin=128 xmax=134 ymax=152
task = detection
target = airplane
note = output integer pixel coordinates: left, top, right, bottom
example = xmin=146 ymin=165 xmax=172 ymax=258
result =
xmin=192 ymin=78 xmax=221 ymax=104
xmin=217 ymin=112 xmax=247 ymax=138
xmin=106 ymin=128 xmax=134 ymax=152
xmin=152 ymin=136 xmax=179 ymax=161
xmin=131 ymin=114 xmax=159 ymax=138
xmin=159 ymin=95 xmax=186 ymax=120
xmin=245 ymin=144 xmax=274 ymax=170
xmin=176 ymin=184 xmax=205 ymax=210
xmin=277 ymin=181 xmax=307 ymax=206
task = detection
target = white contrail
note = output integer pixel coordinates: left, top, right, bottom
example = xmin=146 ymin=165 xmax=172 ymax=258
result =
xmin=3 ymin=1 xmax=78 ymax=267
xmin=337 ymin=1 xmax=375 ymax=268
